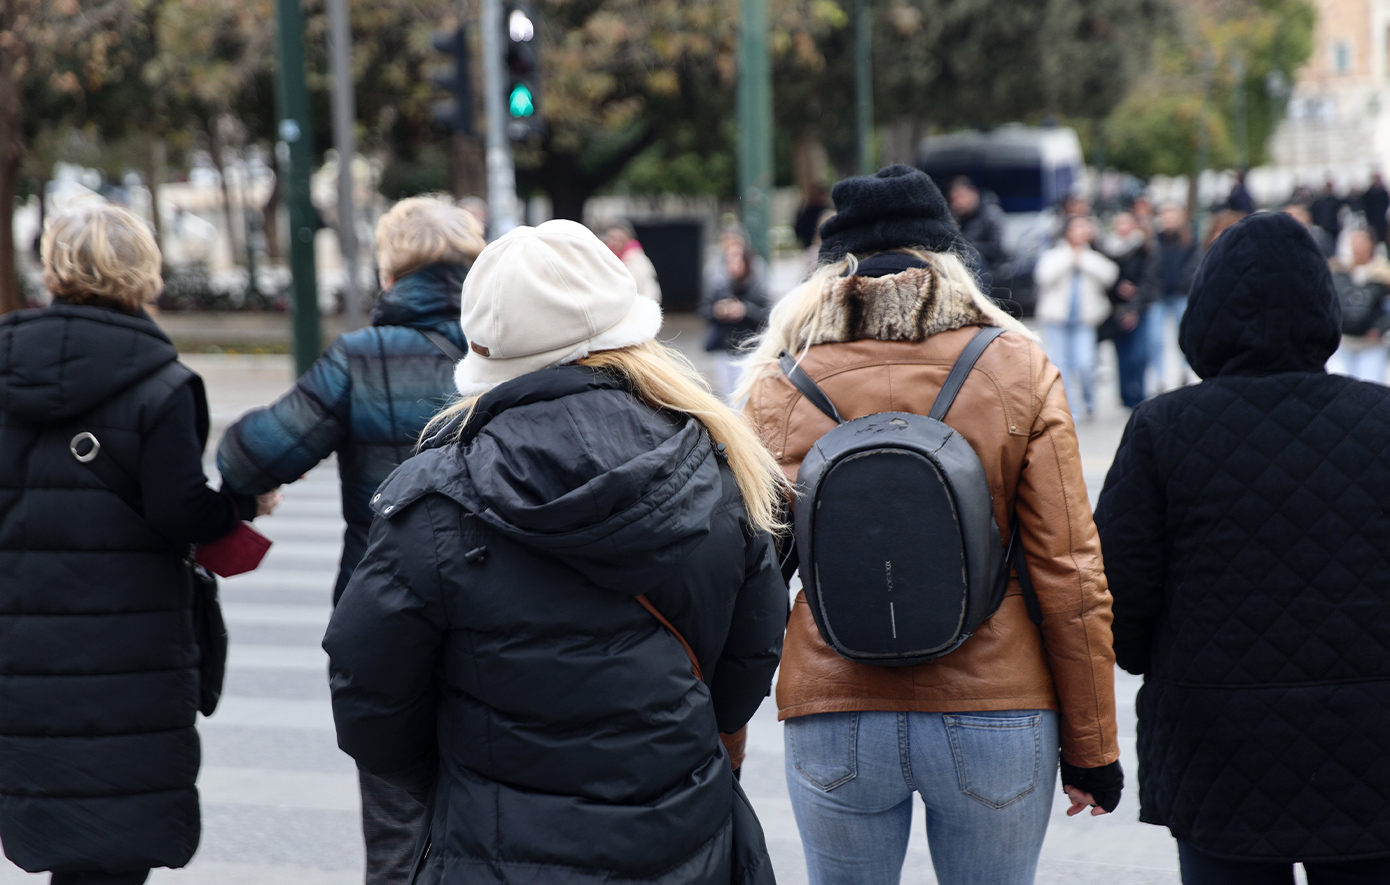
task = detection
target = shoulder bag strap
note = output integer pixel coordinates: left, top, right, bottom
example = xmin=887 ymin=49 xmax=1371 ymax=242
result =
xmin=635 ymin=594 xmax=750 ymax=771
xmin=635 ymin=593 xmax=703 ymax=681
xmin=778 ymin=352 xmax=845 ymax=424
xmin=419 ymin=328 xmax=466 ymax=362
xmin=69 ymin=430 xmax=143 ymax=516
xmin=927 ymin=326 xmax=1006 ymax=422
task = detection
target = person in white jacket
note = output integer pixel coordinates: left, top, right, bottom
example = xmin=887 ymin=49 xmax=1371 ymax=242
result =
xmin=1034 ymin=215 xmax=1119 ymax=418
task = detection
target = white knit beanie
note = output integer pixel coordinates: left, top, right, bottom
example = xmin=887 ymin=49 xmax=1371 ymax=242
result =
xmin=453 ymin=219 xmax=663 ymax=395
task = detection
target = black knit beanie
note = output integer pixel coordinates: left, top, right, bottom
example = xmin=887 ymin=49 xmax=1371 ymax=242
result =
xmin=818 ymin=165 xmax=976 ymax=269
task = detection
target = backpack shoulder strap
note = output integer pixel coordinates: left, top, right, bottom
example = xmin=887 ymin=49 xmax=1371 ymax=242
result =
xmin=419 ymin=328 xmax=465 ymax=362
xmin=927 ymin=326 xmax=1006 ymax=422
xmin=778 ymin=352 xmax=845 ymax=424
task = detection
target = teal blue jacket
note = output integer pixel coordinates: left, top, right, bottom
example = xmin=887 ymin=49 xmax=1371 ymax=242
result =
xmin=217 ymin=263 xmax=467 ymax=601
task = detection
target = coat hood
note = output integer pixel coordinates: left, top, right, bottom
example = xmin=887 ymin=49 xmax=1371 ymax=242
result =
xmin=375 ymin=365 xmax=725 ymax=595
xmin=370 ymin=261 xmax=467 ymax=329
xmin=1179 ymin=211 xmax=1341 ymax=379
xmin=0 ymin=304 xmax=180 ymax=422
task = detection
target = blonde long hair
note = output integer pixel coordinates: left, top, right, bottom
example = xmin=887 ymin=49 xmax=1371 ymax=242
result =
xmin=733 ymin=248 xmax=1033 ymax=403
xmin=420 ymin=340 xmax=789 ymax=534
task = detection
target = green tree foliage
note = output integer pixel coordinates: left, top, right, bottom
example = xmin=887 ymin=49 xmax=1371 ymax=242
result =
xmin=0 ymin=0 xmax=151 ymax=313
xmin=1104 ymin=0 xmax=1315 ymax=177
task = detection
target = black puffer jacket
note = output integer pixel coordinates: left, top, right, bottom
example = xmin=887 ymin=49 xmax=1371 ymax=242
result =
xmin=1096 ymin=211 xmax=1390 ymax=861
xmin=324 ymin=366 xmax=785 ymax=884
xmin=0 ymin=304 xmax=243 ymax=873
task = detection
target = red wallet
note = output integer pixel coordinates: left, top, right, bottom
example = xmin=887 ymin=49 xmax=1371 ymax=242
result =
xmin=196 ymin=522 xmax=273 ymax=577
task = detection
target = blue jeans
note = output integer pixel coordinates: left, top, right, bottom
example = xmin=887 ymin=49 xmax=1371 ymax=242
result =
xmin=786 ymin=710 xmax=1059 ymax=885
xmin=1042 ymin=323 xmax=1097 ymax=417
xmin=1113 ymin=312 xmax=1149 ymax=408
xmin=1148 ymin=295 xmax=1190 ymax=391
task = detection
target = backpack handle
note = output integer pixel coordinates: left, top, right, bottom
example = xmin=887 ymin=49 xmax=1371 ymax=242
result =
xmin=778 ymin=352 xmax=846 ymax=424
xmin=927 ymin=326 xmax=1006 ymax=422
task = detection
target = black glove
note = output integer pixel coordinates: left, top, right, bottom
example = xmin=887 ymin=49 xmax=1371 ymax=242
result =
xmin=1060 ymin=759 xmax=1123 ymax=813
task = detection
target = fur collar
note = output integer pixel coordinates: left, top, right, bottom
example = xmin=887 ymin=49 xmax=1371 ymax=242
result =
xmin=807 ymin=268 xmax=995 ymax=345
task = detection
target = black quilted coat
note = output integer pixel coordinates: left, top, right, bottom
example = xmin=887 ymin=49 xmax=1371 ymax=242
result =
xmin=1096 ymin=211 xmax=1390 ymax=862
xmin=0 ymin=304 xmax=243 ymax=873
xmin=324 ymin=366 xmax=785 ymax=884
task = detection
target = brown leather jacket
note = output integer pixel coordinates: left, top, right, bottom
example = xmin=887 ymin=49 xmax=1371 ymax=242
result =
xmin=744 ymin=269 xmax=1119 ymax=768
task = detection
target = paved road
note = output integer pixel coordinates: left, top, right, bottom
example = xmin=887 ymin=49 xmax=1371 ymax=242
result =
xmin=2 ymin=316 xmax=1187 ymax=884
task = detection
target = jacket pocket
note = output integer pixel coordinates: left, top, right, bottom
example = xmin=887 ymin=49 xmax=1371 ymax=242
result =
xmin=944 ymin=711 xmax=1043 ymax=809
xmin=785 ymin=711 xmax=858 ymax=791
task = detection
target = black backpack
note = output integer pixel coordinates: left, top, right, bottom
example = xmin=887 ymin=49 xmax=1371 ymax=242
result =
xmin=780 ymin=326 xmax=1040 ymax=666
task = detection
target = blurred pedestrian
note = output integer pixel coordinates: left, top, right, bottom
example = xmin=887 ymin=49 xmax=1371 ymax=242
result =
xmin=325 ymin=219 xmax=786 ymax=885
xmin=217 ymin=194 xmax=483 ymax=885
xmin=1100 ymin=211 xmax=1151 ymax=408
xmin=1311 ymin=177 xmax=1345 ymax=249
xmin=1143 ymin=203 xmax=1201 ymax=393
xmin=1204 ymin=209 xmax=1246 ymax=249
xmin=700 ymin=231 xmax=772 ymax=401
xmin=1131 ymin=194 xmax=1156 ymax=240
xmin=1034 ymin=214 xmax=1119 ymax=418
xmin=740 ymin=166 xmax=1122 ymax=885
xmin=949 ymin=175 xmax=1007 ymax=287
xmin=1226 ymin=169 xmax=1255 ymax=214
xmin=600 ymin=219 xmax=662 ymax=303
xmin=1361 ymin=172 xmax=1389 ymax=245
xmin=794 ymin=182 xmax=831 ymax=250
xmin=1283 ymin=201 xmax=1336 ymax=258
xmin=1096 ymin=210 xmax=1390 ymax=884
xmin=0 ymin=203 xmax=279 ymax=885
xmin=1329 ymin=228 xmax=1390 ymax=383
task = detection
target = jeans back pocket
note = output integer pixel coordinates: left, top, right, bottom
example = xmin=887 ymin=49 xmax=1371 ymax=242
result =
xmin=943 ymin=711 xmax=1043 ymax=809
xmin=785 ymin=711 xmax=859 ymax=791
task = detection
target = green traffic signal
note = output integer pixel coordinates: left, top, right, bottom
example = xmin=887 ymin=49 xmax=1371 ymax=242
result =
xmin=508 ymin=83 xmax=535 ymax=118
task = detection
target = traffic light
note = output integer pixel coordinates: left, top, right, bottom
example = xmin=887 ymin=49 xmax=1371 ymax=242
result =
xmin=503 ymin=1 xmax=541 ymax=139
xmin=432 ymin=27 xmax=473 ymax=135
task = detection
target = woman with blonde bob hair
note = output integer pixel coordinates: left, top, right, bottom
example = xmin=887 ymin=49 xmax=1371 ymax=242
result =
xmin=740 ymin=166 xmax=1121 ymax=885
xmin=0 ymin=202 xmax=277 ymax=884
xmin=324 ymin=219 xmax=786 ymax=885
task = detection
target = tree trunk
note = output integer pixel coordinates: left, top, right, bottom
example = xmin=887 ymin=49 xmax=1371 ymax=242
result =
xmin=792 ymin=130 xmax=829 ymax=199
xmin=264 ymin=171 xmax=283 ymax=261
xmin=451 ymin=134 xmax=486 ymax=199
xmin=0 ymin=151 xmax=21 ymax=314
xmin=208 ymin=128 xmax=240 ymax=267
xmin=144 ymin=136 xmax=165 ymax=256
xmin=0 ymin=3 xmax=24 ymax=315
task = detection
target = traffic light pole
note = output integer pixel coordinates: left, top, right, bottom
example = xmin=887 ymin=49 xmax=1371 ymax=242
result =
xmin=274 ymin=0 xmax=322 ymax=377
xmin=481 ymin=0 xmax=519 ymax=234
xmin=737 ymin=0 xmax=773 ymax=260
xmin=328 ymin=0 xmax=362 ymax=331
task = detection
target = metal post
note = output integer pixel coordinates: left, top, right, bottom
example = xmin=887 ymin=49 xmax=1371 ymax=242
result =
xmin=854 ymin=0 xmax=874 ymax=175
xmin=1233 ymin=56 xmax=1248 ymax=169
xmin=328 ymin=0 xmax=362 ymax=330
xmin=274 ymin=0 xmax=322 ymax=376
xmin=482 ymin=0 xmax=519 ymax=235
xmin=738 ymin=0 xmax=773 ymax=259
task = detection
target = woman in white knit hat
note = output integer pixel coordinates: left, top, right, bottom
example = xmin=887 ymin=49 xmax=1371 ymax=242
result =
xmin=323 ymin=220 xmax=787 ymax=884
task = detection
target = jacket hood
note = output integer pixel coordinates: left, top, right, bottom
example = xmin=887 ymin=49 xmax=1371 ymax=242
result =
xmin=0 ymin=304 xmax=180 ymax=421
xmin=370 ymin=261 xmax=468 ymax=329
xmin=1179 ymin=211 xmax=1341 ymax=379
xmin=376 ymin=365 xmax=725 ymax=595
